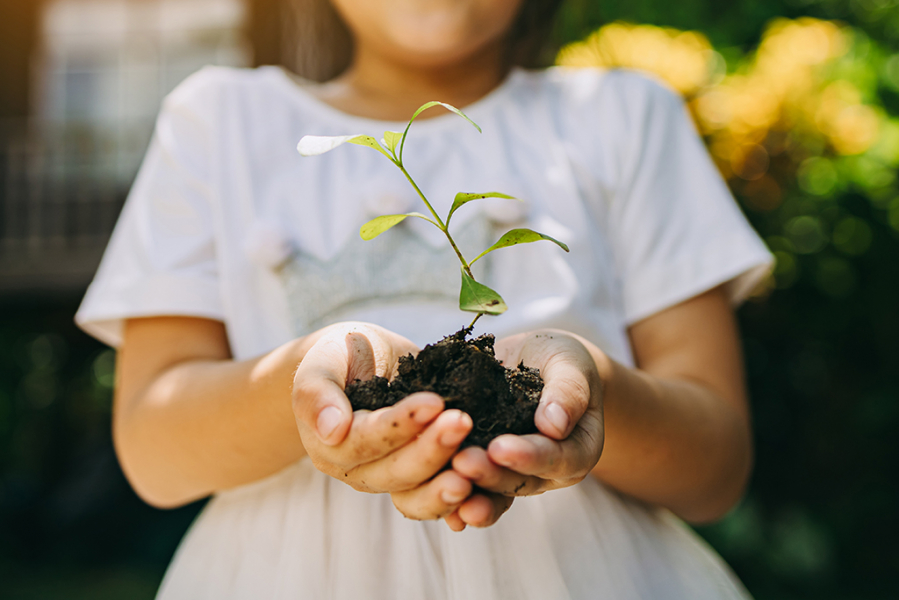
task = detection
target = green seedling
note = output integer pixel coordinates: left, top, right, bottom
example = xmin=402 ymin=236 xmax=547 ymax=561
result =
xmin=297 ymin=101 xmax=569 ymax=329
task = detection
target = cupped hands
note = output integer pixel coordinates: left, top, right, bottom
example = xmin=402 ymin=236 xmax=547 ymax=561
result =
xmin=446 ymin=330 xmax=606 ymax=530
xmin=293 ymin=324 xmax=604 ymax=532
xmin=292 ymin=322 xmax=511 ymax=526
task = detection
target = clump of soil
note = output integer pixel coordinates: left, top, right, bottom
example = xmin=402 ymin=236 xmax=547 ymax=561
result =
xmin=346 ymin=329 xmax=543 ymax=448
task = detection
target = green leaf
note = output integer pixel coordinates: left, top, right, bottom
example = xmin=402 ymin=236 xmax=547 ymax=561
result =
xmin=410 ymin=101 xmax=481 ymax=133
xmin=459 ymin=269 xmax=507 ymax=315
xmin=399 ymin=101 xmax=481 ymax=163
xmin=382 ymin=131 xmax=402 ymax=154
xmin=297 ymin=134 xmax=392 ymax=161
xmin=346 ymin=135 xmax=393 ymax=159
xmin=360 ymin=212 xmax=436 ymax=240
xmin=470 ymin=229 xmax=570 ymax=265
xmin=447 ymin=191 xmax=517 ymax=225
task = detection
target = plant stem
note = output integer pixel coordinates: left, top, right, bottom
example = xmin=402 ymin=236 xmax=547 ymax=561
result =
xmin=397 ymin=164 xmax=444 ymax=227
xmin=447 ymin=235 xmax=475 ymax=280
xmin=468 ymin=312 xmax=484 ymax=330
xmin=397 ymin=163 xmax=475 ymax=279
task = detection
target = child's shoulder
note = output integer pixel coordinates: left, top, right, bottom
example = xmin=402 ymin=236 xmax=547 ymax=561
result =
xmin=524 ymin=66 xmax=683 ymax=117
xmin=161 ymin=65 xmax=298 ymax=112
xmin=510 ymin=67 xmax=686 ymax=151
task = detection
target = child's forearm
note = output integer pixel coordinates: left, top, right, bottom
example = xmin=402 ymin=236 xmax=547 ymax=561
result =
xmin=590 ymin=352 xmax=752 ymax=524
xmin=114 ymin=317 xmax=313 ymax=508
xmin=587 ymin=287 xmax=752 ymax=523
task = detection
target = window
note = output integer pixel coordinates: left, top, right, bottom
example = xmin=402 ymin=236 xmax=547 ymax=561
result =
xmin=35 ymin=0 xmax=250 ymax=184
xmin=0 ymin=0 xmax=250 ymax=291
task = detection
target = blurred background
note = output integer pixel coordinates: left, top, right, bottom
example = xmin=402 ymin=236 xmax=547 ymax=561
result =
xmin=1 ymin=0 xmax=897 ymax=598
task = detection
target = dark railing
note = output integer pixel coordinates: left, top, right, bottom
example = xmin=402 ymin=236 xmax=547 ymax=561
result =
xmin=0 ymin=118 xmax=153 ymax=295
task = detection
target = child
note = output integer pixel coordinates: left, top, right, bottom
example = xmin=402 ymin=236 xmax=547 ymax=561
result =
xmin=77 ymin=0 xmax=773 ymax=597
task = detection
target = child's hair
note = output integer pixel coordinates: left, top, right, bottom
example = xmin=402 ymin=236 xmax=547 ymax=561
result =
xmin=282 ymin=0 xmax=565 ymax=82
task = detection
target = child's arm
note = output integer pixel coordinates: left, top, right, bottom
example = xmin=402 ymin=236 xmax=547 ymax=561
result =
xmin=115 ymin=318 xmax=473 ymax=516
xmin=115 ymin=317 xmax=305 ymax=507
xmin=594 ymin=284 xmax=750 ymax=523
xmin=450 ymin=285 xmax=751 ymax=526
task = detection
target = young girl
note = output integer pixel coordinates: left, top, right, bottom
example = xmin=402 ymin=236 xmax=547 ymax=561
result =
xmin=77 ymin=0 xmax=773 ymax=597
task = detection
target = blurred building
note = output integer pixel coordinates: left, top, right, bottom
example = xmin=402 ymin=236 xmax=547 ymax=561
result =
xmin=0 ymin=0 xmax=252 ymax=295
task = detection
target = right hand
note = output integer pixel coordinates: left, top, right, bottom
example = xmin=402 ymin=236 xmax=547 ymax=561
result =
xmin=292 ymin=322 xmax=476 ymax=522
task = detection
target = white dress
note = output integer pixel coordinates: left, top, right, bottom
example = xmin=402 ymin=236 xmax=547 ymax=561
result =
xmin=77 ymin=65 xmax=773 ymax=599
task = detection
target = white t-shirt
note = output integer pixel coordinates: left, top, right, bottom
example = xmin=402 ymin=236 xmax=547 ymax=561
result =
xmin=77 ymin=65 xmax=770 ymax=365
xmin=76 ymin=65 xmax=771 ymax=600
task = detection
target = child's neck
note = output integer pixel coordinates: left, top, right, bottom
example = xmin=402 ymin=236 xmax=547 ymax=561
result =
xmin=312 ymin=40 xmax=510 ymax=122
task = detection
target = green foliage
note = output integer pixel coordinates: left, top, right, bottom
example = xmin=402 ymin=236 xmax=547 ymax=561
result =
xmin=471 ymin=228 xmax=570 ymax=265
xmin=359 ymin=213 xmax=435 ymax=240
xmin=298 ymin=102 xmax=569 ymax=320
xmin=381 ymin=130 xmax=402 ymax=153
xmin=398 ymin=101 xmax=481 ymax=163
xmin=346 ymin=135 xmax=394 ymax=159
xmin=447 ymin=192 xmax=517 ymax=225
xmin=0 ymin=303 xmax=203 ymax=594
xmin=459 ymin=270 xmax=508 ymax=315
xmin=553 ymin=4 xmax=899 ymax=599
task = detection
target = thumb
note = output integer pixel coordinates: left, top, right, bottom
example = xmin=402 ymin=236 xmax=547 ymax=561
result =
xmin=292 ymin=333 xmax=355 ymax=446
xmin=515 ymin=334 xmax=594 ymax=441
xmin=535 ymin=356 xmax=591 ymax=440
xmin=345 ymin=331 xmax=377 ymax=384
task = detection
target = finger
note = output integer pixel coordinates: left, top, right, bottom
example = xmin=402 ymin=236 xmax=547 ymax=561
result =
xmin=354 ymin=324 xmax=419 ymax=380
xmin=350 ymin=409 xmax=472 ymax=492
xmin=293 ymin=327 xmax=419 ymax=446
xmin=444 ymin=509 xmax=466 ymax=532
xmin=493 ymin=332 xmax=527 ymax=367
xmin=452 ymin=446 xmax=544 ymax=496
xmin=487 ymin=427 xmax=600 ymax=483
xmin=497 ymin=332 xmax=597 ymax=441
xmin=533 ymin=352 xmax=593 ymax=440
xmin=293 ymin=334 xmax=356 ymax=445
xmin=391 ymin=470 xmax=472 ymax=521
xmin=335 ymin=322 xmax=419 ymax=382
xmin=456 ymin=492 xmax=514 ymax=528
xmin=318 ymin=393 xmax=445 ymax=477
xmin=345 ymin=331 xmax=377 ymax=383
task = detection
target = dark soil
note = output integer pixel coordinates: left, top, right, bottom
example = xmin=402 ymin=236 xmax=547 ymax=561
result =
xmin=346 ymin=329 xmax=543 ymax=448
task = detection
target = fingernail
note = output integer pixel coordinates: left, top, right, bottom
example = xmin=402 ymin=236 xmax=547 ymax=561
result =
xmin=465 ymin=469 xmax=484 ymax=481
xmin=412 ymin=400 xmax=443 ymax=424
xmin=317 ymin=406 xmax=342 ymax=441
xmin=439 ymin=413 xmax=472 ymax=447
xmin=441 ymin=489 xmax=467 ymax=505
xmin=545 ymin=402 xmax=569 ymax=436
xmin=439 ymin=429 xmax=468 ymax=448
xmin=489 ymin=437 xmax=518 ymax=468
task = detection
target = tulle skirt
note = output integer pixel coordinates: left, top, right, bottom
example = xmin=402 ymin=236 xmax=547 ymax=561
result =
xmin=157 ymin=460 xmax=750 ymax=599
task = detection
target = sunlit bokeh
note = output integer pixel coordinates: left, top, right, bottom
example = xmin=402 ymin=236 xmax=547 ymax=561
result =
xmin=558 ymin=18 xmax=899 ymax=298
xmin=556 ymin=22 xmax=717 ymax=97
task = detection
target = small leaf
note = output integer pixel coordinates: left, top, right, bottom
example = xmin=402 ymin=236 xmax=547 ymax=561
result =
xmin=399 ymin=101 xmax=481 ymax=163
xmin=346 ymin=135 xmax=393 ymax=159
xmin=470 ymin=229 xmax=570 ymax=265
xmin=360 ymin=215 xmax=408 ymax=240
xmin=410 ymin=101 xmax=482 ymax=133
xmin=360 ymin=212 xmax=436 ymax=240
xmin=297 ymin=134 xmax=392 ymax=160
xmin=382 ymin=131 xmax=402 ymax=153
xmin=459 ymin=269 xmax=507 ymax=315
xmin=297 ymin=134 xmax=359 ymax=156
xmin=447 ymin=191 xmax=517 ymax=225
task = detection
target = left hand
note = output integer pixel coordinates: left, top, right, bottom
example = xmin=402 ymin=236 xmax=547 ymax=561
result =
xmin=446 ymin=330 xmax=605 ymax=529
xmin=292 ymin=323 xmax=476 ymax=523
